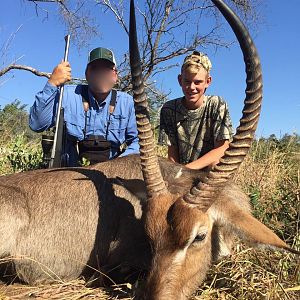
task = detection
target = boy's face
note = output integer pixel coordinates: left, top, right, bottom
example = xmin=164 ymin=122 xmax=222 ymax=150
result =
xmin=178 ymin=68 xmax=212 ymax=108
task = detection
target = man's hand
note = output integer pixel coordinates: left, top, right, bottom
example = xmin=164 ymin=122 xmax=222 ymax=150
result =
xmin=48 ymin=61 xmax=72 ymax=87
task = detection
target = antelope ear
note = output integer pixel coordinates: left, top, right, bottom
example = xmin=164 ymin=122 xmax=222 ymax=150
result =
xmin=211 ymin=201 xmax=300 ymax=255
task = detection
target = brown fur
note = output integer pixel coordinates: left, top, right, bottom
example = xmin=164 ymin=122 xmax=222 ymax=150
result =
xmin=144 ymin=196 xmax=213 ymax=299
xmin=0 ymin=154 xmax=294 ymax=299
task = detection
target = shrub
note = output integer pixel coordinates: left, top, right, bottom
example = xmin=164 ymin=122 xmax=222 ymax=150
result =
xmin=0 ymin=134 xmax=43 ymax=175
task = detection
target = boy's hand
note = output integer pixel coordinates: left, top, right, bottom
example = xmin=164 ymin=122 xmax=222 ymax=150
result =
xmin=48 ymin=61 xmax=72 ymax=87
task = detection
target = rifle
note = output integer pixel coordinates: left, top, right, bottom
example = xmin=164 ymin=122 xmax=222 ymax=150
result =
xmin=49 ymin=35 xmax=71 ymax=168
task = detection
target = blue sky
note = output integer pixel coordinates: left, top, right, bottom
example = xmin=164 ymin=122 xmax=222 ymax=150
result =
xmin=0 ymin=0 xmax=299 ymax=137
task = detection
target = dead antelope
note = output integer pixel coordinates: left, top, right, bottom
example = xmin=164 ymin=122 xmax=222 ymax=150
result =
xmin=0 ymin=0 xmax=298 ymax=299
xmin=129 ymin=0 xmax=299 ymax=299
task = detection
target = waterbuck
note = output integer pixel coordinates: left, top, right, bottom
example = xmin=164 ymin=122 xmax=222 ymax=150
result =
xmin=0 ymin=0 xmax=298 ymax=299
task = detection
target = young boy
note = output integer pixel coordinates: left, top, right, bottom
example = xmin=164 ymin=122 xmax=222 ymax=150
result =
xmin=159 ymin=51 xmax=233 ymax=170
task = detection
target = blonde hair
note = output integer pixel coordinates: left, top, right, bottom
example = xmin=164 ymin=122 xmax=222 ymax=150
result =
xmin=181 ymin=51 xmax=212 ymax=75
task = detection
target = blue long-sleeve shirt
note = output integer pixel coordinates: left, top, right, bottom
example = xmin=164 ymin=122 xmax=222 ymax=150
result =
xmin=29 ymin=82 xmax=139 ymax=166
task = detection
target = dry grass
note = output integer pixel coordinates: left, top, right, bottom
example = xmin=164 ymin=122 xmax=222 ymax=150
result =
xmin=1 ymin=247 xmax=299 ymax=299
xmin=234 ymin=142 xmax=296 ymax=206
xmin=0 ymin=281 xmax=133 ymax=299
xmin=234 ymin=141 xmax=300 ymax=246
xmin=195 ymin=246 xmax=300 ymax=300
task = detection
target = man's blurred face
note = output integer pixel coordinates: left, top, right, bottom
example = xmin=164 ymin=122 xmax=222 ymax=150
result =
xmin=86 ymin=59 xmax=117 ymax=94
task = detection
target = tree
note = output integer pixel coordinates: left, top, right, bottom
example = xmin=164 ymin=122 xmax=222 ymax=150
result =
xmin=1 ymin=0 xmax=263 ymax=117
xmin=0 ymin=100 xmax=38 ymax=143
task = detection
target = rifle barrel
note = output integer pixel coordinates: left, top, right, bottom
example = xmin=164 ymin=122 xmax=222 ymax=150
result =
xmin=49 ymin=35 xmax=71 ymax=168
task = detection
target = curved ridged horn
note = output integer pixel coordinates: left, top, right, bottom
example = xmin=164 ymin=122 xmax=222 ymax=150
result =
xmin=183 ymin=0 xmax=263 ymax=210
xmin=129 ymin=0 xmax=168 ymax=198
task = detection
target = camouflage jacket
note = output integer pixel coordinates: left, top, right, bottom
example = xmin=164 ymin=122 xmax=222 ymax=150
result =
xmin=159 ymin=95 xmax=233 ymax=164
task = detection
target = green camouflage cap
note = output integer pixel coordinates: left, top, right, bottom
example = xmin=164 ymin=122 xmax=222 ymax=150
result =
xmin=87 ymin=47 xmax=116 ymax=65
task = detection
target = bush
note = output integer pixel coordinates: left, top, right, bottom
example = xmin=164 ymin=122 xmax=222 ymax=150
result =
xmin=0 ymin=100 xmax=43 ymax=175
xmin=0 ymin=133 xmax=43 ymax=175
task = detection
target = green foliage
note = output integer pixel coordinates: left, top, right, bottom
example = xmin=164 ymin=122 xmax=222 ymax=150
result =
xmin=79 ymin=156 xmax=91 ymax=166
xmin=0 ymin=101 xmax=43 ymax=175
xmin=0 ymin=99 xmax=39 ymax=143
xmin=0 ymin=134 xmax=43 ymax=175
xmin=248 ymin=187 xmax=263 ymax=219
xmin=6 ymin=134 xmax=43 ymax=173
xmin=252 ymin=133 xmax=300 ymax=159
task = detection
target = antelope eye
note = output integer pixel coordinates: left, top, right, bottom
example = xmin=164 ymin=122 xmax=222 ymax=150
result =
xmin=194 ymin=233 xmax=207 ymax=243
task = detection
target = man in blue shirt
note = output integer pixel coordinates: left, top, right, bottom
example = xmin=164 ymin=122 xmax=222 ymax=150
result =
xmin=29 ymin=47 xmax=139 ymax=166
